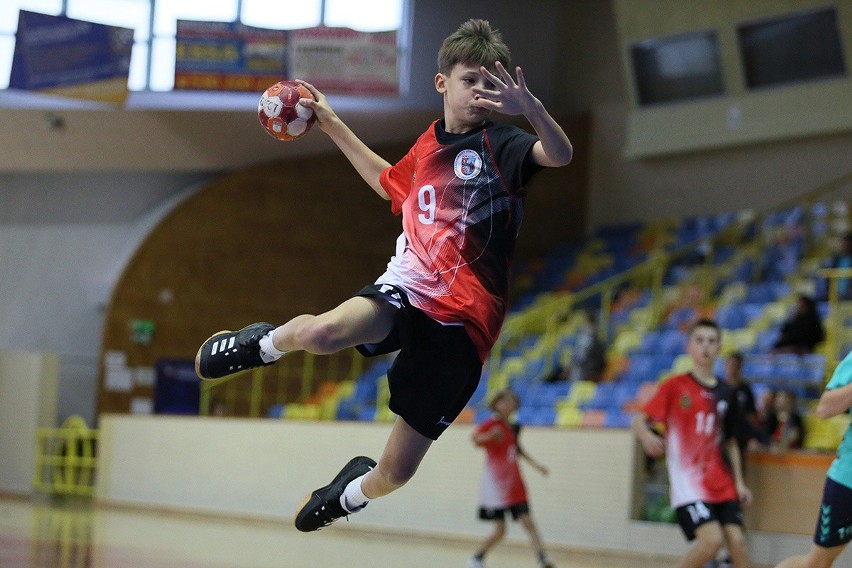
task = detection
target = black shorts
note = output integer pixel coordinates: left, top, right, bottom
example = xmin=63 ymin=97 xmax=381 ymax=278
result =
xmin=478 ymin=502 xmax=530 ymax=521
xmin=354 ymin=285 xmax=483 ymax=440
xmin=675 ymin=500 xmax=743 ymax=541
xmin=814 ymin=477 xmax=852 ymax=548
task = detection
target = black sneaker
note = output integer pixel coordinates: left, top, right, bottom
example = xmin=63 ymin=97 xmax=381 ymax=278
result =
xmin=195 ymin=322 xmax=276 ymax=380
xmin=294 ymin=456 xmax=377 ymax=532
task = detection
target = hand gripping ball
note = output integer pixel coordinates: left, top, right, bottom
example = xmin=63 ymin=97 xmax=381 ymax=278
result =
xmin=257 ymin=81 xmax=316 ymax=141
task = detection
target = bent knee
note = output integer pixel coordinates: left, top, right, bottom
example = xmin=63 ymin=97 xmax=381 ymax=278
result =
xmin=378 ymin=461 xmax=419 ymax=488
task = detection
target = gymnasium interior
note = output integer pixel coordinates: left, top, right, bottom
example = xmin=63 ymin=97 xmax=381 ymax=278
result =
xmin=1 ymin=1 xmax=851 ymax=567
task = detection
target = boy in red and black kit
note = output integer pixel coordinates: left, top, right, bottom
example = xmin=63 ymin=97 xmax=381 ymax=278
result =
xmin=470 ymin=388 xmax=553 ymax=568
xmin=632 ymin=319 xmax=754 ymax=568
xmin=194 ymin=19 xmax=572 ymax=533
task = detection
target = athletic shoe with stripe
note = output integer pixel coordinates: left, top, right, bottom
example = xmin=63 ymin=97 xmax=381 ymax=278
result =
xmin=294 ymin=456 xmax=377 ymax=532
xmin=196 ymin=322 xmax=275 ymax=380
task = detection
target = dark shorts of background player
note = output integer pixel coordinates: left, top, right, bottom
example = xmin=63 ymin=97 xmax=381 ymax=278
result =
xmin=813 ymin=477 xmax=852 ymax=548
xmin=675 ymin=500 xmax=743 ymax=541
xmin=478 ymin=502 xmax=530 ymax=521
xmin=354 ymin=284 xmax=483 ymax=441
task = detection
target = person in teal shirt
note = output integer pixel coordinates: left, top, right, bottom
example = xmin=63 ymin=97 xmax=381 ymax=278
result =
xmin=775 ymin=351 xmax=852 ymax=567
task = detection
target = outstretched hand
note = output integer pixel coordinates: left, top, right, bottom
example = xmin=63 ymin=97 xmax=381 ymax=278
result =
xmin=294 ymin=79 xmax=339 ymax=132
xmin=472 ymin=61 xmax=539 ymax=116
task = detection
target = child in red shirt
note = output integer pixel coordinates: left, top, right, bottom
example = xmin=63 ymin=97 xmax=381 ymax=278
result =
xmin=632 ymin=319 xmax=753 ymax=568
xmin=470 ymin=387 xmax=554 ymax=568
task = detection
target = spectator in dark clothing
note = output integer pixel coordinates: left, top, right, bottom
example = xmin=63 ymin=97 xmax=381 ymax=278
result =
xmin=772 ymin=294 xmax=825 ymax=355
xmin=723 ymin=352 xmax=758 ymax=458
xmin=765 ymin=389 xmax=805 ymax=452
xmin=545 ymin=310 xmax=606 ymax=383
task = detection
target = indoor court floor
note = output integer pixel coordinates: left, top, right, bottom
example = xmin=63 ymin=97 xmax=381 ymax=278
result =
xmin=0 ymin=495 xmax=673 ymax=568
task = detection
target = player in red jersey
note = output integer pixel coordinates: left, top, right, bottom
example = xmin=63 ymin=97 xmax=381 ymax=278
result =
xmin=469 ymin=388 xmax=553 ymax=568
xmin=195 ymin=19 xmax=572 ymax=533
xmin=631 ymin=319 xmax=754 ymax=568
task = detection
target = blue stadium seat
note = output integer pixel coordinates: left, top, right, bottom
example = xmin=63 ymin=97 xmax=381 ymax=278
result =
xmin=604 ymin=409 xmax=634 ymax=428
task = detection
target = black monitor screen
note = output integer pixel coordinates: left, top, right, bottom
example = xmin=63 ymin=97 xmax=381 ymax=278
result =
xmin=738 ymin=7 xmax=846 ymax=89
xmin=630 ymin=31 xmax=725 ymax=106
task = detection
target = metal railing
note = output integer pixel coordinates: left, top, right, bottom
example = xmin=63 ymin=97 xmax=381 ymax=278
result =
xmin=33 ymin=416 xmax=97 ymax=497
xmin=489 ymin=172 xmax=852 ymax=391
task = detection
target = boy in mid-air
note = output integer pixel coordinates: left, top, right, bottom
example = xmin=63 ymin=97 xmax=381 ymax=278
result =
xmin=195 ymin=19 xmax=572 ymax=532
xmin=631 ymin=319 xmax=753 ymax=567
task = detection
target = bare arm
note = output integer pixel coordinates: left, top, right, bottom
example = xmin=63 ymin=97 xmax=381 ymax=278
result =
xmin=472 ymin=425 xmax=502 ymax=446
xmin=516 ymin=443 xmax=548 ymax=476
xmin=816 ymin=382 xmax=852 ymax=419
xmin=297 ymin=80 xmax=391 ymax=200
xmin=725 ymin=438 xmax=752 ymax=508
xmin=631 ymin=412 xmax=665 ymax=458
xmin=474 ymin=62 xmax=573 ymax=168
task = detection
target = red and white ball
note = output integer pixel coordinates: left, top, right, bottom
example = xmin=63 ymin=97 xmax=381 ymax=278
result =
xmin=257 ymin=80 xmax=316 ymax=141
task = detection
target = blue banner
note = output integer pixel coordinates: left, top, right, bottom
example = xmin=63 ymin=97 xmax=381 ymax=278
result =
xmin=9 ymin=10 xmax=132 ymax=103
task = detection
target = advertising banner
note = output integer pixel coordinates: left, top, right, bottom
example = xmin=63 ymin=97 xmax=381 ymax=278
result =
xmin=290 ymin=27 xmax=398 ymax=96
xmin=9 ymin=10 xmax=132 ymax=104
xmin=174 ymin=20 xmax=288 ymax=92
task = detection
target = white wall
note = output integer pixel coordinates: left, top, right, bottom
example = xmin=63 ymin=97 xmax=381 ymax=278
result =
xmin=96 ymin=415 xmax=825 ymax=566
xmin=0 ymin=173 xmax=209 ymax=424
xmin=0 ymin=350 xmax=58 ymax=494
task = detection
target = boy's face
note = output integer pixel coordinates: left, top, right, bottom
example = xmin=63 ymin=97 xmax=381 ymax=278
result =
xmin=492 ymin=392 xmax=519 ymax=416
xmin=687 ymin=325 xmax=721 ymax=371
xmin=434 ymin=62 xmax=495 ymax=131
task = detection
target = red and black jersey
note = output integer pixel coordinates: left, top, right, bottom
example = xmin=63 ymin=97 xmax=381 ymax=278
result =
xmin=377 ymin=119 xmax=540 ymax=360
xmin=642 ymin=373 xmax=740 ymax=508
xmin=474 ymin=417 xmax=528 ymax=508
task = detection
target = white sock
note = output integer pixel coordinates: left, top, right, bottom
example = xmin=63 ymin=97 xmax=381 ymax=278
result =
xmin=340 ymin=474 xmax=370 ymax=513
xmin=258 ymin=331 xmax=286 ymax=363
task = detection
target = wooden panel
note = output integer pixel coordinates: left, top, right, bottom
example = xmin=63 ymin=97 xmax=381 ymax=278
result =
xmin=744 ymin=451 xmax=833 ymax=535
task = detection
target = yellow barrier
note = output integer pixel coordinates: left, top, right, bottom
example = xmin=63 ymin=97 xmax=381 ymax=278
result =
xmin=33 ymin=416 xmax=98 ymax=497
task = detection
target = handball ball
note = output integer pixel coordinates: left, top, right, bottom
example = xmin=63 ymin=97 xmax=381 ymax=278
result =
xmin=257 ymin=81 xmax=316 ymax=141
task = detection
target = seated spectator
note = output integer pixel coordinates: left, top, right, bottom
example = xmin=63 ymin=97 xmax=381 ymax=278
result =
xmin=752 ymin=388 xmax=777 ymax=449
xmin=765 ymin=389 xmax=805 ymax=453
xmin=546 ymin=310 xmax=606 ymax=382
xmin=820 ymin=231 xmax=852 ymax=300
xmin=772 ymin=294 xmax=825 ymax=355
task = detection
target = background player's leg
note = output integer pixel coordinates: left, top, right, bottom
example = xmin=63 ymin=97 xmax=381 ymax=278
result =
xmin=519 ymin=512 xmax=553 ymax=567
xmin=678 ymin=522 xmax=725 ymax=568
xmin=775 ymin=544 xmax=846 ymax=568
xmin=271 ymin=296 xmax=397 ymax=354
xmin=361 ymin=416 xmax=433 ymax=498
xmin=721 ymin=524 xmax=750 ymax=567
xmin=473 ymin=518 xmax=506 ymax=565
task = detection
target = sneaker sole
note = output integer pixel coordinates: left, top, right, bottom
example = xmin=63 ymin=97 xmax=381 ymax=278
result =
xmin=294 ymin=456 xmax=375 ymax=532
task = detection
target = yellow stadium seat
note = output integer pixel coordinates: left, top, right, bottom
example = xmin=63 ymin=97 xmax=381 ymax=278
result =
xmin=566 ymin=380 xmax=597 ymax=407
xmin=803 ymin=414 xmax=843 ymax=451
xmin=284 ymin=403 xmax=321 ymax=421
xmin=556 ymin=406 xmax=582 ymax=427
xmin=670 ymin=354 xmax=692 ymax=375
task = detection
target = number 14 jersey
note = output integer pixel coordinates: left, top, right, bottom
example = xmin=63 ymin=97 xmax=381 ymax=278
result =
xmin=643 ymin=373 xmax=740 ymax=508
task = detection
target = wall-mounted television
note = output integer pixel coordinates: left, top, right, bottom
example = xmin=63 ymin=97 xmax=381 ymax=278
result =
xmin=630 ymin=30 xmax=725 ymax=106
xmin=738 ymin=7 xmax=846 ymax=89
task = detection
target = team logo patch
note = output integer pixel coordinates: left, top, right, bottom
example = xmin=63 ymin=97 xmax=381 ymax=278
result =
xmin=679 ymin=394 xmax=691 ymax=409
xmin=454 ymin=149 xmax=482 ymax=180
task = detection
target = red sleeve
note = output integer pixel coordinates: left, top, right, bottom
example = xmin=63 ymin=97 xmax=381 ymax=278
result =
xmin=642 ymin=378 xmax=671 ymax=423
xmin=474 ymin=418 xmax=498 ymax=447
xmin=379 ymin=144 xmax=417 ymax=215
